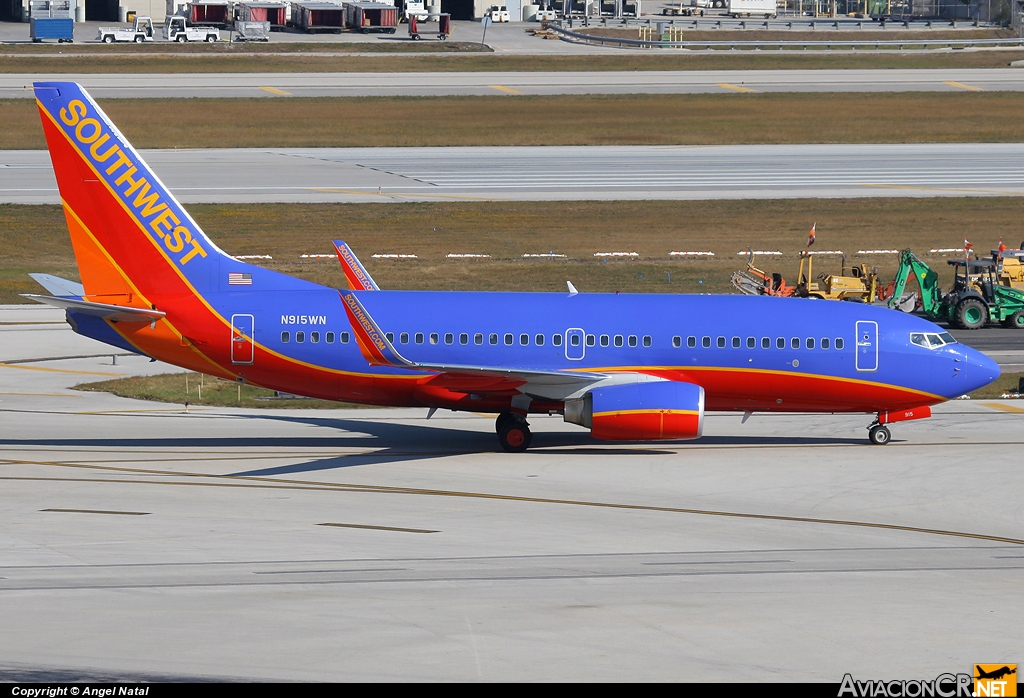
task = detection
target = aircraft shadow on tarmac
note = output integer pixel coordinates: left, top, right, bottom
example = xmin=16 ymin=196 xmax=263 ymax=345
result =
xmin=2 ymin=412 xmax=870 ymax=476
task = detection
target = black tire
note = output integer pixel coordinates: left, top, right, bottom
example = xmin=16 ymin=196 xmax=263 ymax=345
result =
xmin=134 ymin=35 xmax=144 ymax=43
xmin=498 ymin=420 xmax=532 ymax=453
xmin=495 ymin=412 xmax=513 ymax=434
xmin=1002 ymin=310 xmax=1024 ymax=329
xmin=205 ymin=34 xmax=217 ymax=42
xmin=956 ymin=298 xmax=987 ymax=330
xmin=868 ymin=425 xmax=891 ymax=445
xmin=176 ymin=35 xmax=186 ymax=42
xmin=103 ymin=35 xmax=114 ymax=43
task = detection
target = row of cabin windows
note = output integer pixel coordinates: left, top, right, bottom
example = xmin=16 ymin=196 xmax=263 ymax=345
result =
xmin=281 ymin=331 xmax=350 ymax=344
xmin=378 ymin=332 xmax=655 ymax=348
xmin=673 ymin=335 xmax=845 ymax=350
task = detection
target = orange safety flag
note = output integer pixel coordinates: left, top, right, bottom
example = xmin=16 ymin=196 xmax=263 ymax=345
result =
xmin=807 ymin=223 xmax=816 ymax=247
xmin=998 ymin=237 xmax=1007 ymax=254
xmin=964 ymin=238 xmax=973 ymax=253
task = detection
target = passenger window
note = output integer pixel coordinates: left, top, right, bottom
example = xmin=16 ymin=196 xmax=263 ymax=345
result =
xmin=672 ymin=336 xmax=681 ymax=348
xmin=716 ymin=336 xmax=725 ymax=348
xmin=553 ymin=334 xmax=563 ymax=346
xmin=311 ymin=332 xmax=320 ymax=343
xmin=702 ymin=336 xmax=711 ymax=348
xmin=400 ymin=332 xmax=409 ymax=344
xmin=586 ymin=334 xmax=596 ymax=347
xmin=475 ymin=333 xmax=483 ymax=345
xmin=732 ymin=336 xmax=740 ymax=348
xmin=415 ymin=332 xmax=424 ymax=344
xmin=520 ymin=334 xmax=529 ymax=346
xmin=643 ymin=336 xmax=652 ymax=347
xmin=444 ymin=333 xmax=454 ymax=345
xmin=489 ymin=333 xmax=498 ymax=345
xmin=747 ymin=337 xmax=755 ymax=349
xmin=615 ymin=335 xmax=624 ymax=347
xmin=835 ymin=338 xmax=845 ymax=350
xmin=791 ymin=337 xmax=799 ymax=349
xmin=296 ymin=331 xmax=305 ymax=343
xmin=628 ymin=335 xmax=638 ymax=347
xmin=821 ymin=337 xmax=830 ymax=349
xmin=281 ymin=331 xmax=290 ymax=343
xmin=460 ymin=333 xmax=468 ymax=345
xmin=535 ymin=334 xmax=545 ymax=346
xmin=776 ymin=337 xmax=785 ymax=349
xmin=602 ymin=335 xmax=611 ymax=347
xmin=570 ymin=334 xmax=581 ymax=347
xmin=326 ymin=332 xmax=335 ymax=343
xmin=805 ymin=337 xmax=814 ymax=349
xmin=385 ymin=332 xmax=393 ymax=343
xmin=687 ymin=336 xmax=696 ymax=348
xmin=430 ymin=333 xmax=439 ymax=345
xmin=341 ymin=332 xmax=350 ymax=344
xmin=504 ymin=333 xmax=514 ymax=346
xmin=761 ymin=337 xmax=770 ymax=349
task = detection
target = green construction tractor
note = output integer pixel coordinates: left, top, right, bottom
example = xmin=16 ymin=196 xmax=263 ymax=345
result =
xmin=887 ymin=249 xmax=1024 ymax=329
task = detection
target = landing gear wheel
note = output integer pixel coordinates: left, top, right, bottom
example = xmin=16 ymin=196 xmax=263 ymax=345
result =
xmin=956 ymin=298 xmax=987 ymax=330
xmin=495 ymin=411 xmax=513 ymax=434
xmin=498 ymin=419 xmax=532 ymax=453
xmin=868 ymin=425 xmax=891 ymax=445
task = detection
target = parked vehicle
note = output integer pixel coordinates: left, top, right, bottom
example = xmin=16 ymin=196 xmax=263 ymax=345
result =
xmin=727 ymin=0 xmax=777 ymax=18
xmin=31 ymin=17 xmax=74 ymax=42
xmin=165 ymin=15 xmax=221 ymax=42
xmin=97 ymin=16 xmax=155 ymax=43
xmin=488 ymin=5 xmax=511 ymax=21
xmin=344 ymin=2 xmax=398 ymax=33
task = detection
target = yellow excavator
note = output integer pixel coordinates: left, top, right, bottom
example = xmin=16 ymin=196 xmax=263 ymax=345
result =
xmin=731 ymin=249 xmax=879 ymax=302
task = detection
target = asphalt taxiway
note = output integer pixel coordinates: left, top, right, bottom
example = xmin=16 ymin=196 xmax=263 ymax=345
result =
xmin=3 ymin=68 xmax=1024 ymax=98
xmin=1 ymin=305 xmax=1022 ymax=680
xmin=5 ymin=143 xmax=1024 ymax=204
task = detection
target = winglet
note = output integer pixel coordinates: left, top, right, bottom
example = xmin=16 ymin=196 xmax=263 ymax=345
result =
xmin=333 ymin=240 xmax=380 ymax=291
xmin=339 ymin=290 xmax=413 ymax=368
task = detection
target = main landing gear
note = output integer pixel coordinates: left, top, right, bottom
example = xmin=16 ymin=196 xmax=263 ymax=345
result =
xmin=496 ymin=412 xmax=532 ymax=453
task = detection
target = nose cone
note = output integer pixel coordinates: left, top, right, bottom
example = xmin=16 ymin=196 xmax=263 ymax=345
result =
xmin=964 ymin=347 xmax=1001 ymax=394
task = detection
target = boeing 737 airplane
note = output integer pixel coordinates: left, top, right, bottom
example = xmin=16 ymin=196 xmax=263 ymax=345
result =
xmin=26 ymin=82 xmax=1000 ymax=451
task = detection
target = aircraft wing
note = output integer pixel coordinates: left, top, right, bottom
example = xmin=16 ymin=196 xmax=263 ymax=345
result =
xmin=22 ymin=294 xmax=167 ymax=323
xmin=339 ymin=290 xmax=614 ymax=400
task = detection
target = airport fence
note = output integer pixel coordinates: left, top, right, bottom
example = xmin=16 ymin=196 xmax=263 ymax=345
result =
xmin=548 ymin=21 xmax=1024 ymax=51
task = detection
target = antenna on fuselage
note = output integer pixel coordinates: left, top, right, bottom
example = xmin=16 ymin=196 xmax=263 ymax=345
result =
xmin=567 ymin=281 xmax=578 ymax=297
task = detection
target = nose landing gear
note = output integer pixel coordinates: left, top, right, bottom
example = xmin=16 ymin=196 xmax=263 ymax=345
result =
xmin=868 ymin=423 xmax=891 ymax=445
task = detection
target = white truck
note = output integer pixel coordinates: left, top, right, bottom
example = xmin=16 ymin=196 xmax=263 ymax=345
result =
xmin=164 ymin=15 xmax=221 ymax=42
xmin=97 ymin=16 xmax=155 ymax=43
xmin=403 ymin=0 xmax=429 ymax=21
xmin=661 ymin=0 xmax=710 ymax=15
xmin=727 ymin=0 xmax=777 ymax=17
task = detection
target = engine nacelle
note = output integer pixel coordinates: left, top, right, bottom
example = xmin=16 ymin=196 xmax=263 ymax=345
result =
xmin=564 ymin=381 xmax=705 ymax=441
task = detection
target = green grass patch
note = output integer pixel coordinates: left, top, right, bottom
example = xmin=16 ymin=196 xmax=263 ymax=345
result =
xmin=6 ymin=199 xmax=1024 ymax=304
xmin=5 ymin=92 xmax=1024 ymax=150
xmin=2 ymin=44 xmax=1021 ymax=72
xmin=74 ymin=371 xmax=366 ymax=408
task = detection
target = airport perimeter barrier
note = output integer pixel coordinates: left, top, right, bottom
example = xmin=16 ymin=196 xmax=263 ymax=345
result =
xmin=547 ymin=22 xmax=1024 ymax=51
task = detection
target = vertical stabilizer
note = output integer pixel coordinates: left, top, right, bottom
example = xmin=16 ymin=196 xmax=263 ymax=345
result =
xmin=34 ymin=82 xmax=229 ymax=302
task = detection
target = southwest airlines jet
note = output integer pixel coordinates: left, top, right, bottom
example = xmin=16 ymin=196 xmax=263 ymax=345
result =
xmin=26 ymin=82 xmax=1000 ymax=451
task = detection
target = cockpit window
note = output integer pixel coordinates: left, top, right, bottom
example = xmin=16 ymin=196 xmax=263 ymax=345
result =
xmin=911 ymin=332 xmax=955 ymax=349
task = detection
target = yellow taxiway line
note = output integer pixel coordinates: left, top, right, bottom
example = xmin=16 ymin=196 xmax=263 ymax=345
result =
xmin=944 ymin=81 xmax=984 ymax=92
xmin=717 ymin=83 xmax=756 ymax=93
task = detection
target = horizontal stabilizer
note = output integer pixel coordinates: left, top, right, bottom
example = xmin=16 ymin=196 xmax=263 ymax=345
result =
xmin=21 ymin=294 xmax=167 ymax=323
xmin=333 ymin=240 xmax=380 ymax=291
xmin=29 ymin=273 xmax=85 ymax=298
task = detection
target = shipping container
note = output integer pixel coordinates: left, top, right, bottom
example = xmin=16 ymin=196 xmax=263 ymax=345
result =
xmin=30 ymin=17 xmax=74 ymax=42
xmin=290 ymin=1 xmax=345 ymax=31
xmin=344 ymin=2 xmax=397 ymax=32
xmin=187 ymin=1 xmax=235 ymax=27
xmin=238 ymin=1 xmax=288 ymax=28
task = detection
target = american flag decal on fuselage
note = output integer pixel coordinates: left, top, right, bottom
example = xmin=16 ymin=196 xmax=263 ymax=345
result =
xmin=228 ymin=272 xmax=252 ymax=285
